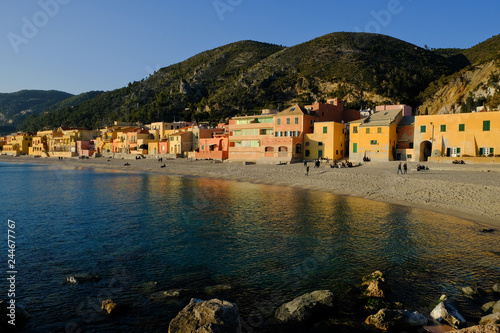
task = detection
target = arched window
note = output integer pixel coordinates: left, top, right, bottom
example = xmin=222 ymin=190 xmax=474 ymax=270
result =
xmin=295 ymin=144 xmax=302 ymax=154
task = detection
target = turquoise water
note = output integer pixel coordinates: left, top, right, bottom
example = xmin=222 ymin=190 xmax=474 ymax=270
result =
xmin=1 ymin=162 xmax=499 ymax=332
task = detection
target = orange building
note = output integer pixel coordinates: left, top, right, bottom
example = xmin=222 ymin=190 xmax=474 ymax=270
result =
xmin=196 ymin=124 xmax=229 ymax=160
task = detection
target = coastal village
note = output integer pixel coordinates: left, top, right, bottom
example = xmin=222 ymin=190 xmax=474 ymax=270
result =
xmin=0 ymin=98 xmax=499 ymax=164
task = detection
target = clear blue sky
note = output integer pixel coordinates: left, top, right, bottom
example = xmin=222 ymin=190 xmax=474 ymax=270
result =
xmin=1 ymin=0 xmax=499 ymax=95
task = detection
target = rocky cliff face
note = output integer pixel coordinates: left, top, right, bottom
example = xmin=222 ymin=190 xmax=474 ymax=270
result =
xmin=418 ymin=61 xmax=500 ymax=115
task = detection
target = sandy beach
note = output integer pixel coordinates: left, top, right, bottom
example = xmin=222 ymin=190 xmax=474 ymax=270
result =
xmin=2 ymin=155 xmax=500 ymax=228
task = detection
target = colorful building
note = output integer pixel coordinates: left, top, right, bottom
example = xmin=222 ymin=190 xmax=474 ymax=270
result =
xmin=195 ymin=124 xmax=229 ymax=160
xmin=48 ymin=128 xmax=98 ymax=157
xmin=414 ymin=111 xmax=500 ymax=161
xmin=2 ymin=133 xmax=33 ymax=156
xmin=169 ymin=130 xmax=193 ymax=156
xmin=227 ymin=111 xmax=276 ymax=162
xmin=304 ymin=122 xmax=346 ymax=160
xmin=349 ymin=108 xmax=403 ymax=162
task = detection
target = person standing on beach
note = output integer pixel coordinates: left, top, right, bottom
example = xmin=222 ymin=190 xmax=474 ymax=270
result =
xmin=403 ymin=162 xmax=407 ymax=174
xmin=305 ymin=165 xmax=309 ymax=176
xmin=397 ymin=162 xmax=402 ymax=174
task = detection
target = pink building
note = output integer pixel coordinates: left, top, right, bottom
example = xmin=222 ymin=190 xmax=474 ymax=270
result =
xmin=76 ymin=140 xmax=96 ymax=157
xmin=196 ymin=125 xmax=229 ymax=160
xmin=376 ymin=104 xmax=413 ymax=117
xmin=305 ymin=98 xmax=361 ymax=123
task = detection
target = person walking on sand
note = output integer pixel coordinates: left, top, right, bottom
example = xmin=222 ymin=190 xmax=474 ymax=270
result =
xmin=403 ymin=162 xmax=407 ymax=174
xmin=305 ymin=165 xmax=310 ymax=176
xmin=397 ymin=162 xmax=402 ymax=175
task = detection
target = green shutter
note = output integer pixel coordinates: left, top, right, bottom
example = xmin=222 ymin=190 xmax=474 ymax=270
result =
xmin=480 ymin=148 xmax=484 ymax=156
xmin=323 ymin=126 xmax=327 ymax=134
xmin=457 ymin=147 xmax=461 ymax=154
xmin=491 ymin=148 xmax=494 ymax=154
xmin=459 ymin=124 xmax=465 ymax=131
xmin=440 ymin=124 xmax=446 ymax=132
xmin=483 ymin=120 xmax=490 ymax=131
xmin=353 ymin=143 xmax=357 ymax=153
xmin=420 ymin=125 xmax=426 ymax=133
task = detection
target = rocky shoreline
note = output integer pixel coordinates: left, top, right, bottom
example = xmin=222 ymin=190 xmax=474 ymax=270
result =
xmin=3 ymin=270 xmax=499 ymax=332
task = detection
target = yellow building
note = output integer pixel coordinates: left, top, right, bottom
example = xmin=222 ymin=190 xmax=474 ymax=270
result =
xmin=2 ymin=133 xmax=33 ymax=155
xmin=48 ymin=127 xmax=98 ymax=157
xmin=349 ymin=108 xmax=403 ymax=162
xmin=169 ymin=131 xmax=193 ymax=156
xmin=414 ymin=111 xmax=500 ymax=161
xmin=304 ymin=121 xmax=346 ymax=160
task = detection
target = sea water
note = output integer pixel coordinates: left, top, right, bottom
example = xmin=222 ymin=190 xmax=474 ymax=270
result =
xmin=1 ymin=162 xmax=499 ymax=332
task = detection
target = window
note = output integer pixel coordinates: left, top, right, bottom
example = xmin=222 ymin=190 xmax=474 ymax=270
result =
xmin=305 ymin=142 xmax=310 ymax=146
xmin=295 ymin=117 xmax=299 ymax=124
xmin=459 ymin=124 xmax=465 ymax=132
xmin=407 ymin=154 xmax=412 ymax=159
xmin=323 ymin=126 xmax=327 ymax=134
xmin=277 ymin=119 xmax=281 ymax=125
xmin=318 ymin=142 xmax=323 ymax=146
xmin=286 ymin=118 xmax=290 ymax=125
xmin=366 ymin=128 xmax=370 ymax=134
xmin=377 ymin=127 xmax=382 ymax=134
xmin=480 ymin=147 xmax=494 ymax=156
xmin=420 ymin=125 xmax=426 ymax=133
xmin=353 ymin=143 xmax=357 ymax=153
xmin=295 ymin=144 xmax=302 ymax=154
xmin=305 ymin=150 xmax=310 ymax=157
xmin=409 ymin=142 xmax=414 ymax=149
xmin=483 ymin=120 xmax=491 ymax=131
xmin=353 ymin=126 xmax=358 ymax=134
xmin=440 ymin=125 xmax=446 ymax=132
xmin=370 ymin=140 xmax=378 ymax=145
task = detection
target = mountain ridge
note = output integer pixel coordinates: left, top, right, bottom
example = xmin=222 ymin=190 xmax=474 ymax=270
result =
xmin=16 ymin=32 xmax=500 ymax=132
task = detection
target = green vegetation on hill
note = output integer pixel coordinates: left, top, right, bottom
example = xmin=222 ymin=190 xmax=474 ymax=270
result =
xmin=463 ymin=34 xmax=500 ymax=64
xmin=17 ymin=32 xmax=500 ymax=131
xmin=0 ymin=90 xmax=73 ymax=128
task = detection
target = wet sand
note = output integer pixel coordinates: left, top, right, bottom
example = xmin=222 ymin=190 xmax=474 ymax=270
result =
xmin=2 ymin=155 xmax=500 ymax=228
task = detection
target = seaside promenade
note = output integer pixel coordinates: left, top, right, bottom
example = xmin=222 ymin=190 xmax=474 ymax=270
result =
xmin=2 ymin=155 xmax=500 ymax=228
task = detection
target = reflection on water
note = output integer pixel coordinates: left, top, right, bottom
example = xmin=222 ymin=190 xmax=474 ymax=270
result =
xmin=1 ymin=162 xmax=499 ymax=332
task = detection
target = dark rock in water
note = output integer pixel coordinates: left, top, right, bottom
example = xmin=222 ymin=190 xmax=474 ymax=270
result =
xmin=364 ymin=308 xmax=427 ymax=331
xmin=149 ymin=289 xmax=185 ymax=302
xmin=493 ymin=283 xmax=500 ymax=294
xmin=462 ymin=286 xmax=484 ymax=298
xmin=168 ymin=298 xmax=242 ymax=333
xmin=494 ymin=300 xmax=500 ymax=314
xmin=480 ymin=313 xmax=500 ymax=326
xmin=204 ymin=284 xmax=232 ymax=295
xmin=101 ymin=299 xmax=128 ymax=316
xmin=483 ymin=301 xmax=497 ymax=313
xmin=362 ymin=271 xmax=387 ymax=298
xmin=481 ymin=228 xmax=496 ymax=233
xmin=451 ymin=324 xmax=500 ymax=332
xmin=66 ymin=273 xmax=101 ymax=284
xmin=0 ymin=300 xmax=31 ymax=326
xmin=275 ymin=290 xmax=334 ymax=323
xmin=430 ymin=295 xmax=466 ymax=328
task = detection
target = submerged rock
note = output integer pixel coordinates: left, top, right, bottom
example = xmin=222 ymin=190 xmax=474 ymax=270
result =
xmin=275 ymin=290 xmax=335 ymax=324
xmin=362 ymin=271 xmax=387 ymax=298
xmin=365 ymin=308 xmax=428 ymax=331
xmin=480 ymin=313 xmax=500 ymax=326
xmin=66 ymin=273 xmax=101 ymax=284
xmin=149 ymin=289 xmax=185 ymax=301
xmin=463 ymin=286 xmax=483 ymax=298
xmin=204 ymin=284 xmax=232 ymax=295
xmin=101 ymin=299 xmax=128 ymax=316
xmin=430 ymin=295 xmax=466 ymax=328
xmin=493 ymin=284 xmax=500 ymax=294
xmin=168 ymin=298 xmax=242 ymax=333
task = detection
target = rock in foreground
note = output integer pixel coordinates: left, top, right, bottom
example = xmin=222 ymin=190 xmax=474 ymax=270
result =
xmin=430 ymin=295 xmax=466 ymax=328
xmin=362 ymin=271 xmax=387 ymax=298
xmin=365 ymin=308 xmax=427 ymax=331
xmin=480 ymin=313 xmax=500 ymax=326
xmin=275 ymin=290 xmax=334 ymax=324
xmin=168 ymin=298 xmax=242 ymax=333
